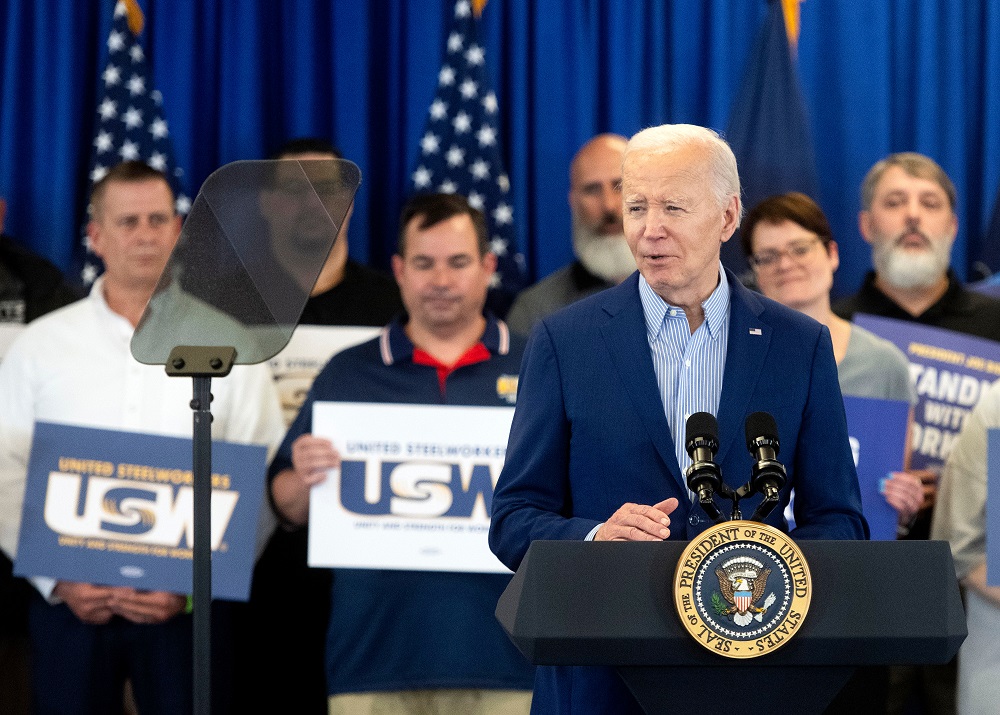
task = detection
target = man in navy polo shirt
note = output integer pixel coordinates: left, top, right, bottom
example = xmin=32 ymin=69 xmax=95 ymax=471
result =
xmin=269 ymin=192 xmax=533 ymax=714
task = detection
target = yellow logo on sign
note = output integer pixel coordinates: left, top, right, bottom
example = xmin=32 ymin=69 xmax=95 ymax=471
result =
xmin=496 ymin=375 xmax=518 ymax=404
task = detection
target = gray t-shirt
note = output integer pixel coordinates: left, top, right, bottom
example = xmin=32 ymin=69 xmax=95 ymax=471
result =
xmin=838 ymin=323 xmax=916 ymax=403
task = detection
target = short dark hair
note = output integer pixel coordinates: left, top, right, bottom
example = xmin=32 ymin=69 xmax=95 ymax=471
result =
xmin=397 ymin=193 xmax=489 ymax=257
xmin=272 ymin=137 xmax=342 ymax=159
xmin=89 ymin=161 xmax=174 ymax=218
xmin=741 ymin=192 xmax=833 ymax=258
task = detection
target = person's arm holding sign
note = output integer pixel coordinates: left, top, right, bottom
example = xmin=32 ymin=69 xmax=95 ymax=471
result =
xmin=882 ymin=472 xmax=925 ymax=526
xmin=271 ymin=434 xmax=340 ymax=526
xmin=887 ymin=414 xmax=938 ymax=534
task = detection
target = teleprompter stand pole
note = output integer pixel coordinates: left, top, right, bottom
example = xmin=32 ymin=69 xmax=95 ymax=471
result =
xmin=166 ymin=346 xmax=237 ymax=715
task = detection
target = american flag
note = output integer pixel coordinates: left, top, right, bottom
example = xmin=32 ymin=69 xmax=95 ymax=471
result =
xmin=411 ymin=0 xmax=525 ymax=313
xmin=82 ymin=0 xmax=189 ymax=285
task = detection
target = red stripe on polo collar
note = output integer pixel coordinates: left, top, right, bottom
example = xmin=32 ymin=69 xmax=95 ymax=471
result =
xmin=412 ymin=342 xmax=491 ymax=397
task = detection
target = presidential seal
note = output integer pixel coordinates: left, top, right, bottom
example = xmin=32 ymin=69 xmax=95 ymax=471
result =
xmin=673 ymin=521 xmax=810 ymax=659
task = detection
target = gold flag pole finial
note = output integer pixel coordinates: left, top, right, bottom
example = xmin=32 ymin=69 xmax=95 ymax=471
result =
xmin=122 ymin=0 xmax=145 ymax=36
xmin=471 ymin=0 xmax=488 ymax=19
xmin=780 ymin=0 xmax=801 ymax=49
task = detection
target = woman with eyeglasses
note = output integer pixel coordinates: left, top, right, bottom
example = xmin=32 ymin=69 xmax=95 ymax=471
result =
xmin=741 ymin=192 xmax=925 ymax=528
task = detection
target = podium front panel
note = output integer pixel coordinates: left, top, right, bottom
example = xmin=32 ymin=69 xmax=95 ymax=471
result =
xmin=496 ymin=540 xmax=965 ymax=667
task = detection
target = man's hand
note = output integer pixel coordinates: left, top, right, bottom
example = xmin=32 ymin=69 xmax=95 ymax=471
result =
xmin=271 ymin=433 xmax=341 ymax=526
xmin=109 ymin=588 xmax=186 ymax=625
xmin=883 ymin=471 xmax=925 ymax=524
xmin=594 ymin=498 xmax=680 ymax=541
xmin=291 ymin=434 xmax=341 ymax=487
xmin=906 ymin=468 xmax=939 ymax=511
xmin=52 ymin=581 xmax=116 ymax=625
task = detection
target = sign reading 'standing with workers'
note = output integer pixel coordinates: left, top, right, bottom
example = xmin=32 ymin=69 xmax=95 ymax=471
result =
xmin=15 ymin=422 xmax=268 ymax=601
xmin=854 ymin=314 xmax=1000 ymax=473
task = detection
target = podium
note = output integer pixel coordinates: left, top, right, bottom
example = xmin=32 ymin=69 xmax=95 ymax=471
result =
xmin=496 ymin=540 xmax=966 ymax=715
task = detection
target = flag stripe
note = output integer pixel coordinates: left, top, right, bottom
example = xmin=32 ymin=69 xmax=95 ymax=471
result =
xmin=410 ymin=0 xmax=525 ymax=310
xmin=82 ymin=0 xmax=189 ymax=285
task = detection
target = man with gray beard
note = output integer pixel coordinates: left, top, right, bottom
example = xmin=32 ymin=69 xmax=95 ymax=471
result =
xmin=833 ymin=152 xmax=1000 ymax=715
xmin=834 ymin=152 xmax=1000 ymax=345
xmin=506 ymin=134 xmax=636 ymax=335
xmin=834 ymin=152 xmax=1000 ymax=540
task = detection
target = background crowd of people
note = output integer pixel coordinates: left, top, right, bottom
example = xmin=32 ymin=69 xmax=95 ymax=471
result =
xmin=1 ymin=127 xmax=998 ymax=714
xmin=3 ymin=4 xmax=1000 ymax=714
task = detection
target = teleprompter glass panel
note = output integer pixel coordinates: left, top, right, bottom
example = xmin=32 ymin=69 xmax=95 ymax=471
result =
xmin=131 ymin=159 xmax=360 ymax=365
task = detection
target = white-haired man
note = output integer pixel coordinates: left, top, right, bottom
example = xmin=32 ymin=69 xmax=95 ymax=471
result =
xmin=490 ymin=124 xmax=867 ymax=714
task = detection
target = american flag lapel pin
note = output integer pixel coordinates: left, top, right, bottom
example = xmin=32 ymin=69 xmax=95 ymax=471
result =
xmin=749 ymin=328 xmax=762 ymax=336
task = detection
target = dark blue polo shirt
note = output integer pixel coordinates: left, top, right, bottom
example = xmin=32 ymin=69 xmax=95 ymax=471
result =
xmin=269 ymin=315 xmax=532 ymax=695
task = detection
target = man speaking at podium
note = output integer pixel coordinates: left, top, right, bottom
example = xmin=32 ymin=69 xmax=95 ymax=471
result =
xmin=490 ymin=124 xmax=867 ymax=714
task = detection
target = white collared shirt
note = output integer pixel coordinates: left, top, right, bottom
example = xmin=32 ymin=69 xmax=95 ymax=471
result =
xmin=0 ymin=278 xmax=285 ymax=598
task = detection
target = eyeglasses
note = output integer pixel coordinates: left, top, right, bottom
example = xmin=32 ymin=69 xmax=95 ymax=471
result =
xmin=749 ymin=238 xmax=822 ymax=270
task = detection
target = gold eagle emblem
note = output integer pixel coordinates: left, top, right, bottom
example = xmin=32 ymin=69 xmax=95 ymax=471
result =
xmin=714 ymin=556 xmax=776 ymax=626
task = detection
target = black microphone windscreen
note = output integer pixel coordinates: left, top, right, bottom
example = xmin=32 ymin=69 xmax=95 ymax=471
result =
xmin=686 ymin=411 xmax=718 ymax=444
xmin=745 ymin=411 xmax=778 ymax=448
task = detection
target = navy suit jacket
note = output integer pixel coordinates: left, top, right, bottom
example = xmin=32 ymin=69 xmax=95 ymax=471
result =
xmin=489 ymin=270 xmax=867 ymax=714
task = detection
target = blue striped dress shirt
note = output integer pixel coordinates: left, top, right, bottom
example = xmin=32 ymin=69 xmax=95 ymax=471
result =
xmin=638 ymin=264 xmax=731 ymax=482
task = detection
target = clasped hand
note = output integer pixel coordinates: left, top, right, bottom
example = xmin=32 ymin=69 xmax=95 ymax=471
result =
xmin=53 ymin=581 xmax=186 ymax=625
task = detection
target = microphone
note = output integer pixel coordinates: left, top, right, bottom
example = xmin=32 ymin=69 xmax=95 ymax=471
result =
xmin=744 ymin=412 xmax=787 ymax=521
xmin=685 ymin=412 xmax=726 ymax=524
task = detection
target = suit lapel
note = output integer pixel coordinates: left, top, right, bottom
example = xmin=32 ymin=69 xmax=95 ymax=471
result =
xmin=716 ymin=275 xmax=771 ymax=465
xmin=598 ymin=277 xmax=687 ymax=492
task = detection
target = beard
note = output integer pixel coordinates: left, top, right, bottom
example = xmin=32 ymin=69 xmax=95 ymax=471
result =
xmin=572 ymin=215 xmax=636 ymax=284
xmin=871 ymin=230 xmax=953 ymax=290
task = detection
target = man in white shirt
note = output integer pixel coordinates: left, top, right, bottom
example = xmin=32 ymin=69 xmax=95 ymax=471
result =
xmin=0 ymin=161 xmax=284 ymax=714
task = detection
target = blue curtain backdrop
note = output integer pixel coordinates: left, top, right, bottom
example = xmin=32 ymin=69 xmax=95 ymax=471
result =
xmin=2 ymin=0 xmax=1000 ymax=298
